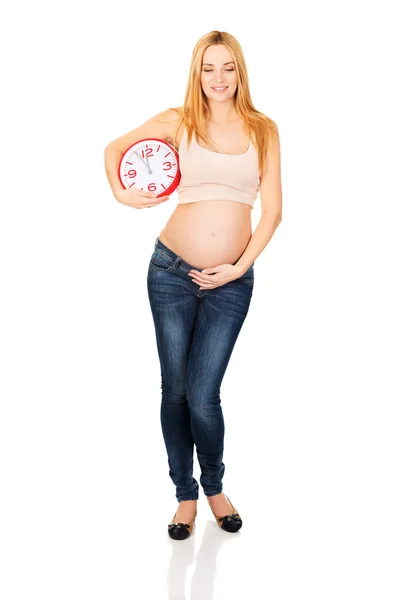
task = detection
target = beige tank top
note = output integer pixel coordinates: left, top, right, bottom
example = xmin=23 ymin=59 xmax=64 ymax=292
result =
xmin=176 ymin=127 xmax=260 ymax=207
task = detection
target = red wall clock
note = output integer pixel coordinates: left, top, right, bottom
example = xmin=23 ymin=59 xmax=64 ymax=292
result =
xmin=118 ymin=138 xmax=181 ymax=197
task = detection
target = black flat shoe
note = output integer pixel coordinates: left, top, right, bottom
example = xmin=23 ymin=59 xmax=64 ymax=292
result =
xmin=208 ymin=494 xmax=243 ymax=533
xmin=168 ymin=508 xmax=197 ymax=540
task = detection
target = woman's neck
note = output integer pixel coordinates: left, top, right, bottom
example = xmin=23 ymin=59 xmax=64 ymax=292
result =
xmin=207 ymin=101 xmax=239 ymax=125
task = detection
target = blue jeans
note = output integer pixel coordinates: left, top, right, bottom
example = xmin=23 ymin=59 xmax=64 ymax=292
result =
xmin=146 ymin=237 xmax=255 ymax=501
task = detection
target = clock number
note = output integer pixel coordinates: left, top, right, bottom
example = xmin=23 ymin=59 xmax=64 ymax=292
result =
xmin=142 ymin=148 xmax=154 ymax=158
xmin=163 ymin=161 xmax=172 ymax=171
xmin=127 ymin=169 xmax=137 ymax=178
xmin=148 ymin=183 xmax=157 ymax=192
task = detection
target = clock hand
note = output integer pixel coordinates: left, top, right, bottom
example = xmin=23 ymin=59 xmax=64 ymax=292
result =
xmin=145 ymin=156 xmax=153 ymax=175
xmin=134 ymin=150 xmax=151 ymax=173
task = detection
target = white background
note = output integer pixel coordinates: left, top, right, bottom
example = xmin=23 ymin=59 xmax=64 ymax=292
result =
xmin=1 ymin=1 xmax=413 ymax=599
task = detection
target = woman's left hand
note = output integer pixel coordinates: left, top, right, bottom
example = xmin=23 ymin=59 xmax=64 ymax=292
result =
xmin=188 ymin=264 xmax=244 ymax=289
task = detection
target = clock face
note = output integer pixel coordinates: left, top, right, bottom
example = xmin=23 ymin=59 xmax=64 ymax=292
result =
xmin=118 ymin=138 xmax=181 ymax=197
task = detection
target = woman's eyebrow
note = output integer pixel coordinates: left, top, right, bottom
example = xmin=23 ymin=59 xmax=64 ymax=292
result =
xmin=202 ymin=61 xmax=235 ymax=66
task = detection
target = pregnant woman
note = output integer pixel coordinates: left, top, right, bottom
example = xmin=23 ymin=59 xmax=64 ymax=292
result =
xmin=104 ymin=30 xmax=282 ymax=540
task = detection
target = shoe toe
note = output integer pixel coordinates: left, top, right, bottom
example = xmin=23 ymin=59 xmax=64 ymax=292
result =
xmin=220 ymin=516 xmax=242 ymax=533
xmin=168 ymin=523 xmax=190 ymax=540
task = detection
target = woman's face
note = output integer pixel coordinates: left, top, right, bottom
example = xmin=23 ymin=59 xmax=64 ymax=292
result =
xmin=200 ymin=44 xmax=238 ymax=103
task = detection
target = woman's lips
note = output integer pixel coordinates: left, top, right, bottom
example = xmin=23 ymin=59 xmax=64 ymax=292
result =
xmin=211 ymin=86 xmax=228 ymax=92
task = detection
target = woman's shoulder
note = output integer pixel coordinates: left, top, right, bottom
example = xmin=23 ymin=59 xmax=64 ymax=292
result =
xmin=157 ymin=106 xmax=186 ymax=150
xmin=154 ymin=106 xmax=183 ymax=122
xmin=154 ymin=106 xmax=185 ymax=149
xmin=251 ymin=111 xmax=280 ymax=152
xmin=252 ymin=109 xmax=278 ymax=132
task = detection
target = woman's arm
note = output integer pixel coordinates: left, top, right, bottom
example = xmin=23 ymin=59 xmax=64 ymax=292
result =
xmin=104 ymin=108 xmax=180 ymax=199
xmin=258 ymin=126 xmax=282 ymax=220
xmin=234 ymin=127 xmax=282 ymax=272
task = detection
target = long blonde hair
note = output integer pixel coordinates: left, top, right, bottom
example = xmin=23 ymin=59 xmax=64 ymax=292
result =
xmin=168 ymin=30 xmax=279 ymax=176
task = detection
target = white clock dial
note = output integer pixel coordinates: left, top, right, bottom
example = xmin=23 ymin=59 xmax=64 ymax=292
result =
xmin=118 ymin=138 xmax=180 ymax=197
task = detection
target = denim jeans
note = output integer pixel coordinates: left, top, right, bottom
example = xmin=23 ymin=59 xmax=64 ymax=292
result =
xmin=146 ymin=236 xmax=254 ymax=501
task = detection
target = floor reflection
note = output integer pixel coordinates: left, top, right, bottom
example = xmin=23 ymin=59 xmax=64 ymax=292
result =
xmin=166 ymin=519 xmax=239 ymax=599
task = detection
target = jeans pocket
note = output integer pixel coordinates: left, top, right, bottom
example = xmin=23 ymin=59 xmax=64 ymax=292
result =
xmin=149 ymin=251 xmax=175 ymax=272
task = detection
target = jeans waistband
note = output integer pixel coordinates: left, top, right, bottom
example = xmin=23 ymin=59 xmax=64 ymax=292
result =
xmin=154 ymin=237 xmax=202 ymax=271
xmin=154 ymin=236 xmax=254 ymax=270
xmin=154 ymin=236 xmax=179 ymax=260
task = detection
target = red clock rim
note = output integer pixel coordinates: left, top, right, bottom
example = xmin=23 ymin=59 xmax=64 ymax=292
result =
xmin=117 ymin=137 xmax=181 ymax=197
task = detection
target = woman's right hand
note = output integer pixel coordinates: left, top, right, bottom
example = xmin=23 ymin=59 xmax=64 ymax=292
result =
xmin=115 ymin=188 xmax=170 ymax=209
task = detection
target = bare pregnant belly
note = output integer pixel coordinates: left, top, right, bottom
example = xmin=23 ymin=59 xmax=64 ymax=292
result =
xmin=158 ymin=200 xmax=253 ymax=270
